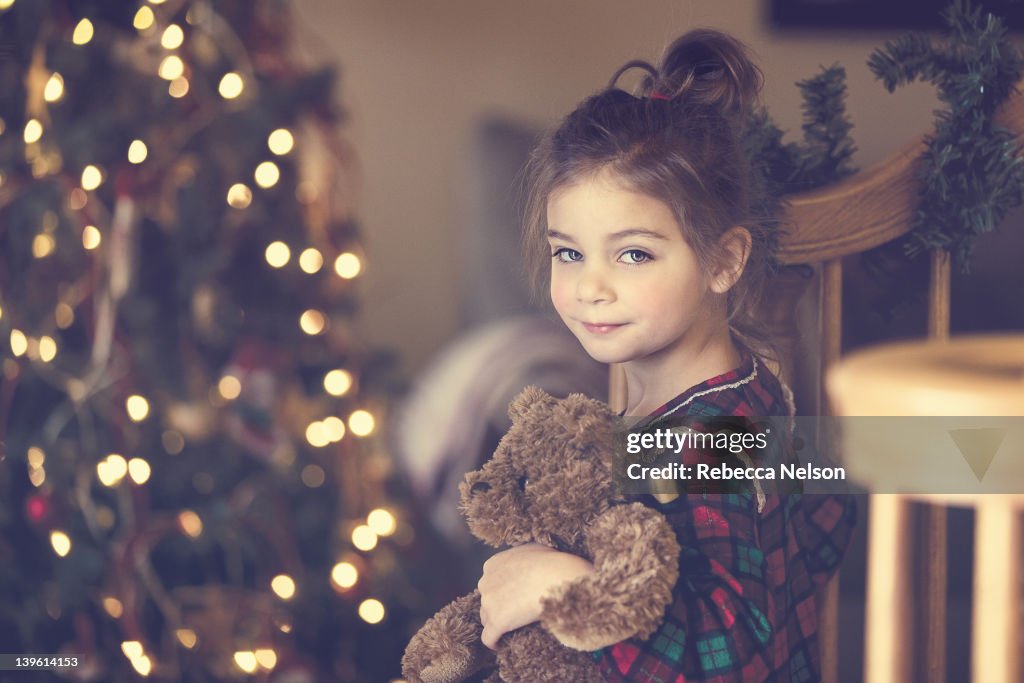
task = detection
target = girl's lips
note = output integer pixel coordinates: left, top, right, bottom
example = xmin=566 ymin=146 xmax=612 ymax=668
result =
xmin=582 ymin=322 xmax=625 ymax=334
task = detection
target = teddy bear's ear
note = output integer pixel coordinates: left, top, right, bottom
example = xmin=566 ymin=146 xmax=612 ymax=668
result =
xmin=508 ymin=385 xmax=556 ymax=423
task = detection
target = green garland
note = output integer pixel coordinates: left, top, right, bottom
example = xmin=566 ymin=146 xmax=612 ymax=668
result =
xmin=744 ymin=64 xmax=858 ymax=264
xmin=868 ymin=0 xmax=1024 ymax=271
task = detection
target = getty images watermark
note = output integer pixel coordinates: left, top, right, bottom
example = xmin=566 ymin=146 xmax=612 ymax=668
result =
xmin=612 ymin=416 xmax=1024 ymax=496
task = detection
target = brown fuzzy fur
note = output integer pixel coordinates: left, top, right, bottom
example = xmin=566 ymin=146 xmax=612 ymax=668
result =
xmin=402 ymin=387 xmax=680 ymax=683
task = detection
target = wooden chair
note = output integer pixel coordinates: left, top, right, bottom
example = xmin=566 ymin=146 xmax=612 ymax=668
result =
xmin=608 ymin=84 xmax=1024 ymax=682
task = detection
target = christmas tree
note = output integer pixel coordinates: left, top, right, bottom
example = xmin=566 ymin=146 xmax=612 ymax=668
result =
xmin=0 ymin=1 xmax=418 ymax=680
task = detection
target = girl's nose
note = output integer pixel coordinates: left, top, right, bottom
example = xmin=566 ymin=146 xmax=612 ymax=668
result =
xmin=576 ymin=265 xmax=615 ymax=304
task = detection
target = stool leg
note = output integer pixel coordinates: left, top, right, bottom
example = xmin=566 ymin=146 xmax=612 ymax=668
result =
xmin=865 ymin=494 xmax=911 ymax=683
xmin=972 ymin=500 xmax=1022 ymax=683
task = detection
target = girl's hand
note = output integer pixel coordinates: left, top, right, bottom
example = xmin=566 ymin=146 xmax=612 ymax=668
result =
xmin=477 ymin=543 xmax=594 ymax=650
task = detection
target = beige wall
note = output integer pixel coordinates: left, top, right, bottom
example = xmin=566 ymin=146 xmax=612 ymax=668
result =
xmin=293 ymin=0 xmax=939 ymax=374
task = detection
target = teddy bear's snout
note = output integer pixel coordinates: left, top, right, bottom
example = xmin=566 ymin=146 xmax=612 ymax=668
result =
xmin=470 ymin=481 xmax=491 ymax=494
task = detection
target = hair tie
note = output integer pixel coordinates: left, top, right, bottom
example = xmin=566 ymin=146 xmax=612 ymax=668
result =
xmin=649 ymin=90 xmax=671 ymax=101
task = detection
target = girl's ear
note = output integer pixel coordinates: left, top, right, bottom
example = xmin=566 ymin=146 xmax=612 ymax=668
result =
xmin=709 ymin=226 xmax=752 ymax=294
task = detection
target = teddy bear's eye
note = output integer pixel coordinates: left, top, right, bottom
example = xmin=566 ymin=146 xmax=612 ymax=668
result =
xmin=517 ymin=474 xmax=530 ymax=491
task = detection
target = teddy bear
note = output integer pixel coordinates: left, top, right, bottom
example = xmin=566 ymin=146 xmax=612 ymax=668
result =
xmin=401 ymin=386 xmax=681 ymax=683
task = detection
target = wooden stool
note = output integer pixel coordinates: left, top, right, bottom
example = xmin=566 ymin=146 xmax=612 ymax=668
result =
xmin=826 ymin=334 xmax=1024 ymax=683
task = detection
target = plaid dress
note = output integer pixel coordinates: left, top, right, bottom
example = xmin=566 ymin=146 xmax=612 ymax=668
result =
xmin=594 ymin=353 xmax=857 ymax=683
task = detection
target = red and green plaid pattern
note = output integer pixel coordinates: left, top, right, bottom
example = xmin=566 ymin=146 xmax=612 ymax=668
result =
xmin=594 ymin=354 xmax=857 ymax=682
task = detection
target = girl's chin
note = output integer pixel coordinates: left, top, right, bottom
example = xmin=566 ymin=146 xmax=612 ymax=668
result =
xmin=574 ymin=340 xmax=635 ymax=365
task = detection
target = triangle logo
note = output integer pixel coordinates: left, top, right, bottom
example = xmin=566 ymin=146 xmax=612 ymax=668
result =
xmin=948 ymin=428 xmax=1006 ymax=482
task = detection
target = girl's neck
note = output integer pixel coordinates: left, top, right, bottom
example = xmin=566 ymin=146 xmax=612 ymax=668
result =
xmin=622 ymin=323 xmax=741 ymax=417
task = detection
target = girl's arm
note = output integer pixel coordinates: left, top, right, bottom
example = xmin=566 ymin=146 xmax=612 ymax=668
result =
xmin=476 ymin=543 xmax=596 ymax=650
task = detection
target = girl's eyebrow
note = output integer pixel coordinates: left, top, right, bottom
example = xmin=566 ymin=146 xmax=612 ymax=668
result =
xmin=546 ymin=228 xmax=668 ymax=241
xmin=547 ymin=229 xmax=576 ymax=242
xmin=608 ymin=228 xmax=669 ymax=241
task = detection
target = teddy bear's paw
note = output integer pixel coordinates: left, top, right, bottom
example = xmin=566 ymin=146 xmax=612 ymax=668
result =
xmin=418 ymin=646 xmax=492 ymax=683
xmin=404 ymin=638 xmax=495 ymax=683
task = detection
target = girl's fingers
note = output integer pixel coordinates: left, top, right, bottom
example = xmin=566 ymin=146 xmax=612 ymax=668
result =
xmin=481 ymin=625 xmax=498 ymax=650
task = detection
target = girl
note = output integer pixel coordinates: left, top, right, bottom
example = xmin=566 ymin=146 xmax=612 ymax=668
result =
xmin=477 ymin=29 xmax=857 ymax=682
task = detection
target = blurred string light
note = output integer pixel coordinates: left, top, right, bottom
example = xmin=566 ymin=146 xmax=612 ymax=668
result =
xmin=81 ymin=165 xmax=102 ymax=191
xmin=226 ymin=183 xmax=252 ymax=208
xmin=298 ymin=248 xmax=323 ymax=274
xmin=218 ymin=72 xmax=244 ymax=99
xmin=348 ymin=409 xmax=375 ymax=437
xmin=265 ymin=241 xmax=290 ymax=268
xmin=358 ymin=599 xmax=385 ymax=624
xmin=133 ymin=6 xmax=154 ymax=30
xmin=0 ymin=0 xmax=15 ymax=11
xmin=96 ymin=453 xmax=128 ymax=487
xmin=55 ymin=302 xmax=74 ymax=329
xmin=23 ymin=119 xmax=42 ymax=144
xmin=305 ymin=421 xmax=329 ymax=448
xmin=103 ymin=596 xmax=123 ymax=618
xmin=351 ymin=524 xmax=377 ymax=551
xmin=50 ymin=530 xmax=71 ymax=557
xmin=121 ymin=641 xmax=152 ymax=677
xmin=234 ymin=652 xmax=257 ymax=674
xmin=322 ymin=416 xmax=345 ymax=441
xmin=160 ymin=24 xmax=183 ymax=49
xmin=10 ymin=329 xmax=28 ymax=357
xmin=68 ymin=188 xmax=86 ymax=209
xmin=178 ymin=510 xmax=202 ymax=537
xmin=270 ymin=574 xmax=295 ymax=600
xmin=32 ymin=233 xmax=55 ymax=258
xmin=175 ymin=629 xmax=197 ymax=649
xmin=330 ymin=561 xmax=358 ymax=589
xmin=72 ymin=18 xmax=93 ymax=45
xmin=323 ymin=369 xmax=353 ymax=396
xmin=235 ymin=649 xmax=279 ymax=673
xmin=268 ymin=128 xmax=293 ymax=155
xmin=27 ymin=447 xmax=44 ymax=468
xmin=254 ymin=161 xmax=279 ymax=188
xmin=254 ymin=649 xmax=277 ymax=670
xmin=334 ymin=252 xmax=361 ymax=279
xmin=128 ymin=458 xmax=151 ymax=485
xmin=127 ymin=140 xmax=147 ymax=164
xmin=28 ymin=468 xmax=45 ymax=488
xmin=82 ymin=225 xmax=101 ymax=250
xmin=126 ymin=394 xmax=150 ymax=421
xmin=299 ymin=309 xmax=325 ymax=335
xmin=43 ymin=73 xmax=64 ymax=102
xmin=368 ymin=508 xmax=396 ymax=536
xmin=38 ymin=335 xmax=57 ymax=362
xmin=217 ymin=374 xmax=241 ymax=399
xmin=158 ymin=55 xmax=184 ymax=80
xmin=168 ymin=77 xmax=189 ymax=98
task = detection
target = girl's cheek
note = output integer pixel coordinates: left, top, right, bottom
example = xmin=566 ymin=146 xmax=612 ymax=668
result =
xmin=549 ymin=277 xmax=572 ymax=315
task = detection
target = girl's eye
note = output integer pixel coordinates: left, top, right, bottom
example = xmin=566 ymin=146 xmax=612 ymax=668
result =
xmin=551 ymin=247 xmax=582 ymax=263
xmin=621 ymin=249 xmax=652 ymax=264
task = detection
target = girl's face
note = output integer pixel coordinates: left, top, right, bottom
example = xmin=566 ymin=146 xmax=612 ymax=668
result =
xmin=546 ymin=170 xmax=724 ymax=368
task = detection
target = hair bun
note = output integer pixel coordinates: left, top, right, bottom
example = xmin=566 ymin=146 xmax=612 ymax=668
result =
xmin=654 ymin=29 xmax=762 ymax=112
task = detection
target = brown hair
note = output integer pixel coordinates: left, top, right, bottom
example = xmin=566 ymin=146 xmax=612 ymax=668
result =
xmin=522 ymin=29 xmax=775 ymax=357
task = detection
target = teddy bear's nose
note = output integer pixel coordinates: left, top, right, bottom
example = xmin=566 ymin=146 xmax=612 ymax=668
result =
xmin=470 ymin=481 xmax=491 ymax=494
